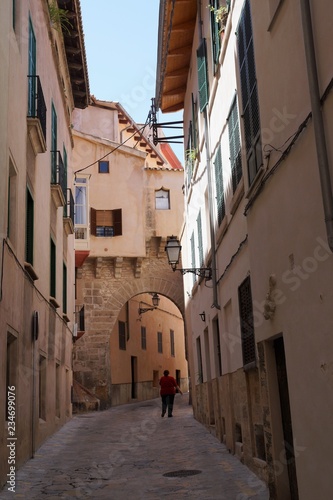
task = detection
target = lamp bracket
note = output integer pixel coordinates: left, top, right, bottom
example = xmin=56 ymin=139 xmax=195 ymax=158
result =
xmin=172 ymin=267 xmax=212 ymax=280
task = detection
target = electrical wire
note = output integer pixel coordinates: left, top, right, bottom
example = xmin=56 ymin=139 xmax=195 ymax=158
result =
xmin=74 ymin=113 xmax=151 ymax=176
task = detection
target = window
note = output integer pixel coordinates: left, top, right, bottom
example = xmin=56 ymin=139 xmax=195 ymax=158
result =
xmin=90 ymin=208 xmax=122 ymax=237
xmin=25 ymin=188 xmax=34 ymax=265
xmin=63 ymin=263 xmax=67 ymax=314
xmin=213 ymin=318 xmax=222 ymax=377
xmin=237 ymin=0 xmax=262 ymax=185
xmin=170 ymin=330 xmax=175 ymax=357
xmin=197 ymin=210 xmax=204 ymax=267
xmin=119 ymin=321 xmax=126 ymax=350
xmin=28 ymin=18 xmax=36 ymax=116
xmin=51 ymin=104 xmax=57 ymax=175
xmin=190 ymin=232 xmax=196 ymax=285
xmin=197 ymin=39 xmax=209 ymax=112
xmin=141 ymin=326 xmax=147 ymax=350
xmin=155 ymin=189 xmax=170 ymax=210
xmin=39 ymin=355 xmax=47 ymax=420
xmin=228 ymin=98 xmax=243 ymax=193
xmin=6 ymin=332 xmax=17 ymax=420
xmin=196 ymin=337 xmax=203 ymax=383
xmin=50 ymin=239 xmax=56 ymax=298
xmin=210 ymin=0 xmax=221 ymax=69
xmin=75 ymin=178 xmax=88 ymax=239
xmin=55 ymin=363 xmax=60 ymax=418
xmin=7 ymin=160 xmax=17 ymax=246
xmin=157 ymin=331 xmax=163 ymax=353
xmin=98 ymin=160 xmax=109 ymax=173
xmin=238 ymin=276 xmax=256 ymax=366
xmin=214 ymin=145 xmax=225 ymax=225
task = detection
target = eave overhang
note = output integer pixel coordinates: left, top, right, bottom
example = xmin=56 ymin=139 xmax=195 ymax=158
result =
xmin=155 ymin=0 xmax=197 ymax=113
xmin=58 ymin=0 xmax=90 ymax=109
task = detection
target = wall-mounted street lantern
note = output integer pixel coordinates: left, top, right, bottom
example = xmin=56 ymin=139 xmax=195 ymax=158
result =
xmin=138 ymin=293 xmax=160 ymax=315
xmin=199 ymin=312 xmax=206 ymax=322
xmin=165 ymin=236 xmax=212 ymax=280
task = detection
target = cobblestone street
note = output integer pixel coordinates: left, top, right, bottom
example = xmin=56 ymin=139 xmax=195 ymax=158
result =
xmin=0 ymin=394 xmax=269 ymax=499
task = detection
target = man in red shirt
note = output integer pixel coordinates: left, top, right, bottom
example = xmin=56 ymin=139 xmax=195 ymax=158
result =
xmin=159 ymin=370 xmax=182 ymax=417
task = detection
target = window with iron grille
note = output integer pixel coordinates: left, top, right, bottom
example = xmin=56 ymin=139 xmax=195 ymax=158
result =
xmin=197 ymin=210 xmax=204 ymax=267
xmin=197 ymin=39 xmax=209 ymax=112
xmin=238 ymin=276 xmax=256 ymax=366
xmin=119 ymin=321 xmax=126 ymax=350
xmin=237 ymin=0 xmax=262 ymax=185
xmin=170 ymin=329 xmax=175 ymax=357
xmin=90 ymin=208 xmax=122 ymax=237
xmin=214 ymin=145 xmax=225 ymax=225
xmin=141 ymin=326 xmax=147 ymax=350
xmin=228 ymin=97 xmax=243 ymax=193
xmin=157 ymin=331 xmax=163 ymax=353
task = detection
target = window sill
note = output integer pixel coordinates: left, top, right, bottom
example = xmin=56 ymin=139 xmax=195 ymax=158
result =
xmin=24 ymin=262 xmax=39 ymax=281
xmin=50 ymin=296 xmax=60 ymax=309
xmin=243 ymin=360 xmax=257 ymax=372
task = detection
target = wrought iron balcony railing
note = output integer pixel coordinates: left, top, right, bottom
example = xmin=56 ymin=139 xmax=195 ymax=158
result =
xmin=51 ymin=150 xmax=67 ymax=203
xmin=27 ymin=75 xmax=47 ymax=141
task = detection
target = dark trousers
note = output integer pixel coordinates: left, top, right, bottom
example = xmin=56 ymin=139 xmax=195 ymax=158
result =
xmin=161 ymin=394 xmax=175 ymax=416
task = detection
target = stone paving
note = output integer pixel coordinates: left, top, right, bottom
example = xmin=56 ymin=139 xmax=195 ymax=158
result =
xmin=0 ymin=394 xmax=269 ymax=499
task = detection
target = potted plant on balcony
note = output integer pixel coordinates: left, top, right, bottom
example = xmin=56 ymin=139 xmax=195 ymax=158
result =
xmin=209 ymin=2 xmax=230 ymax=36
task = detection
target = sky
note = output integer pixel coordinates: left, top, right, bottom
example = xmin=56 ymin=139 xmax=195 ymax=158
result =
xmin=79 ymin=0 xmax=184 ymax=159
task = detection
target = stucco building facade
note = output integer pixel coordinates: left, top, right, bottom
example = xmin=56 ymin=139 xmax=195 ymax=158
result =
xmin=72 ymin=99 xmax=188 ymax=409
xmin=156 ymin=0 xmax=333 ymax=499
xmin=0 ymin=0 xmax=89 ymax=490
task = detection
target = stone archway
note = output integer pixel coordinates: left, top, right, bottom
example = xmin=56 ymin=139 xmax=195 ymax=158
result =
xmin=73 ymin=252 xmax=185 ymax=409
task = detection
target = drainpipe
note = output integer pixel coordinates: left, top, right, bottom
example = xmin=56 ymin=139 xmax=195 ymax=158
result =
xmin=198 ymin=0 xmax=220 ymax=309
xmin=300 ymin=0 xmax=333 ymax=251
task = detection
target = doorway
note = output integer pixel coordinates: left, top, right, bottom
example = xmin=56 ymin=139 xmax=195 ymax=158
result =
xmin=274 ymin=337 xmax=299 ymax=499
xmin=131 ymin=356 xmax=137 ymax=399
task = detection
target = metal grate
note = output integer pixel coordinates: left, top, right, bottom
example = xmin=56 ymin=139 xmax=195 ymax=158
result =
xmin=238 ymin=275 xmax=256 ymax=366
xmin=163 ymin=470 xmax=202 ymax=478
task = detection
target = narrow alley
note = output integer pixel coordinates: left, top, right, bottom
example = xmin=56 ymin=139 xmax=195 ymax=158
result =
xmin=0 ymin=394 xmax=268 ymax=500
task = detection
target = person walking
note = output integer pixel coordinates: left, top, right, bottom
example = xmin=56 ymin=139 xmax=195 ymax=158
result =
xmin=159 ymin=370 xmax=182 ymax=417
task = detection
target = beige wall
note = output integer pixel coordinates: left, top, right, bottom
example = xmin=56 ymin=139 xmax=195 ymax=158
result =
xmin=0 ymin=0 xmax=82 ymax=489
xmin=73 ymin=101 xmax=187 ymax=409
xmin=159 ymin=0 xmax=333 ymax=498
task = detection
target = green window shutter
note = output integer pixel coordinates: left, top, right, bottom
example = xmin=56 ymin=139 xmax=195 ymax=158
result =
xmin=197 ymin=39 xmax=209 ymax=112
xmin=197 ymin=210 xmax=204 ymax=267
xmin=228 ymin=98 xmax=243 ymax=193
xmin=28 ymin=18 xmax=36 ymax=116
xmin=63 ymin=263 xmax=67 ymax=314
xmin=210 ymin=0 xmax=221 ymax=68
xmin=190 ymin=232 xmax=196 ymax=285
xmin=26 ymin=188 xmax=34 ymax=264
xmin=214 ymin=145 xmax=225 ymax=225
xmin=237 ymin=0 xmax=262 ymax=185
xmin=191 ymin=94 xmax=198 ymax=151
xmin=50 ymin=239 xmax=56 ymax=298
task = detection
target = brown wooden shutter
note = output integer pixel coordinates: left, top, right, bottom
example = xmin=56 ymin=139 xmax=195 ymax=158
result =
xmin=96 ymin=210 xmax=112 ymax=226
xmin=90 ymin=207 xmax=96 ymax=236
xmin=113 ymin=209 xmax=122 ymax=236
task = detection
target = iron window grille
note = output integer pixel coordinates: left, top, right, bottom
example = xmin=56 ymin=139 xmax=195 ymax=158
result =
xmin=238 ymin=275 xmax=256 ymax=367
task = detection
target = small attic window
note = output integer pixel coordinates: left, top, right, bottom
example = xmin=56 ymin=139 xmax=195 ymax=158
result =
xmin=155 ymin=188 xmax=170 ymax=210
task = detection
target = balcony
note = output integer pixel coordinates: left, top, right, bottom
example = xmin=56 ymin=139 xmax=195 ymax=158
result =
xmin=27 ymin=75 xmax=47 ymax=155
xmin=51 ymin=150 xmax=67 ymax=207
xmin=63 ymin=188 xmax=74 ymax=235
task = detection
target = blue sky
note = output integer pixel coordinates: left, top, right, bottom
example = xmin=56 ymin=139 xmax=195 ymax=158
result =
xmin=80 ymin=0 xmax=184 ymax=160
